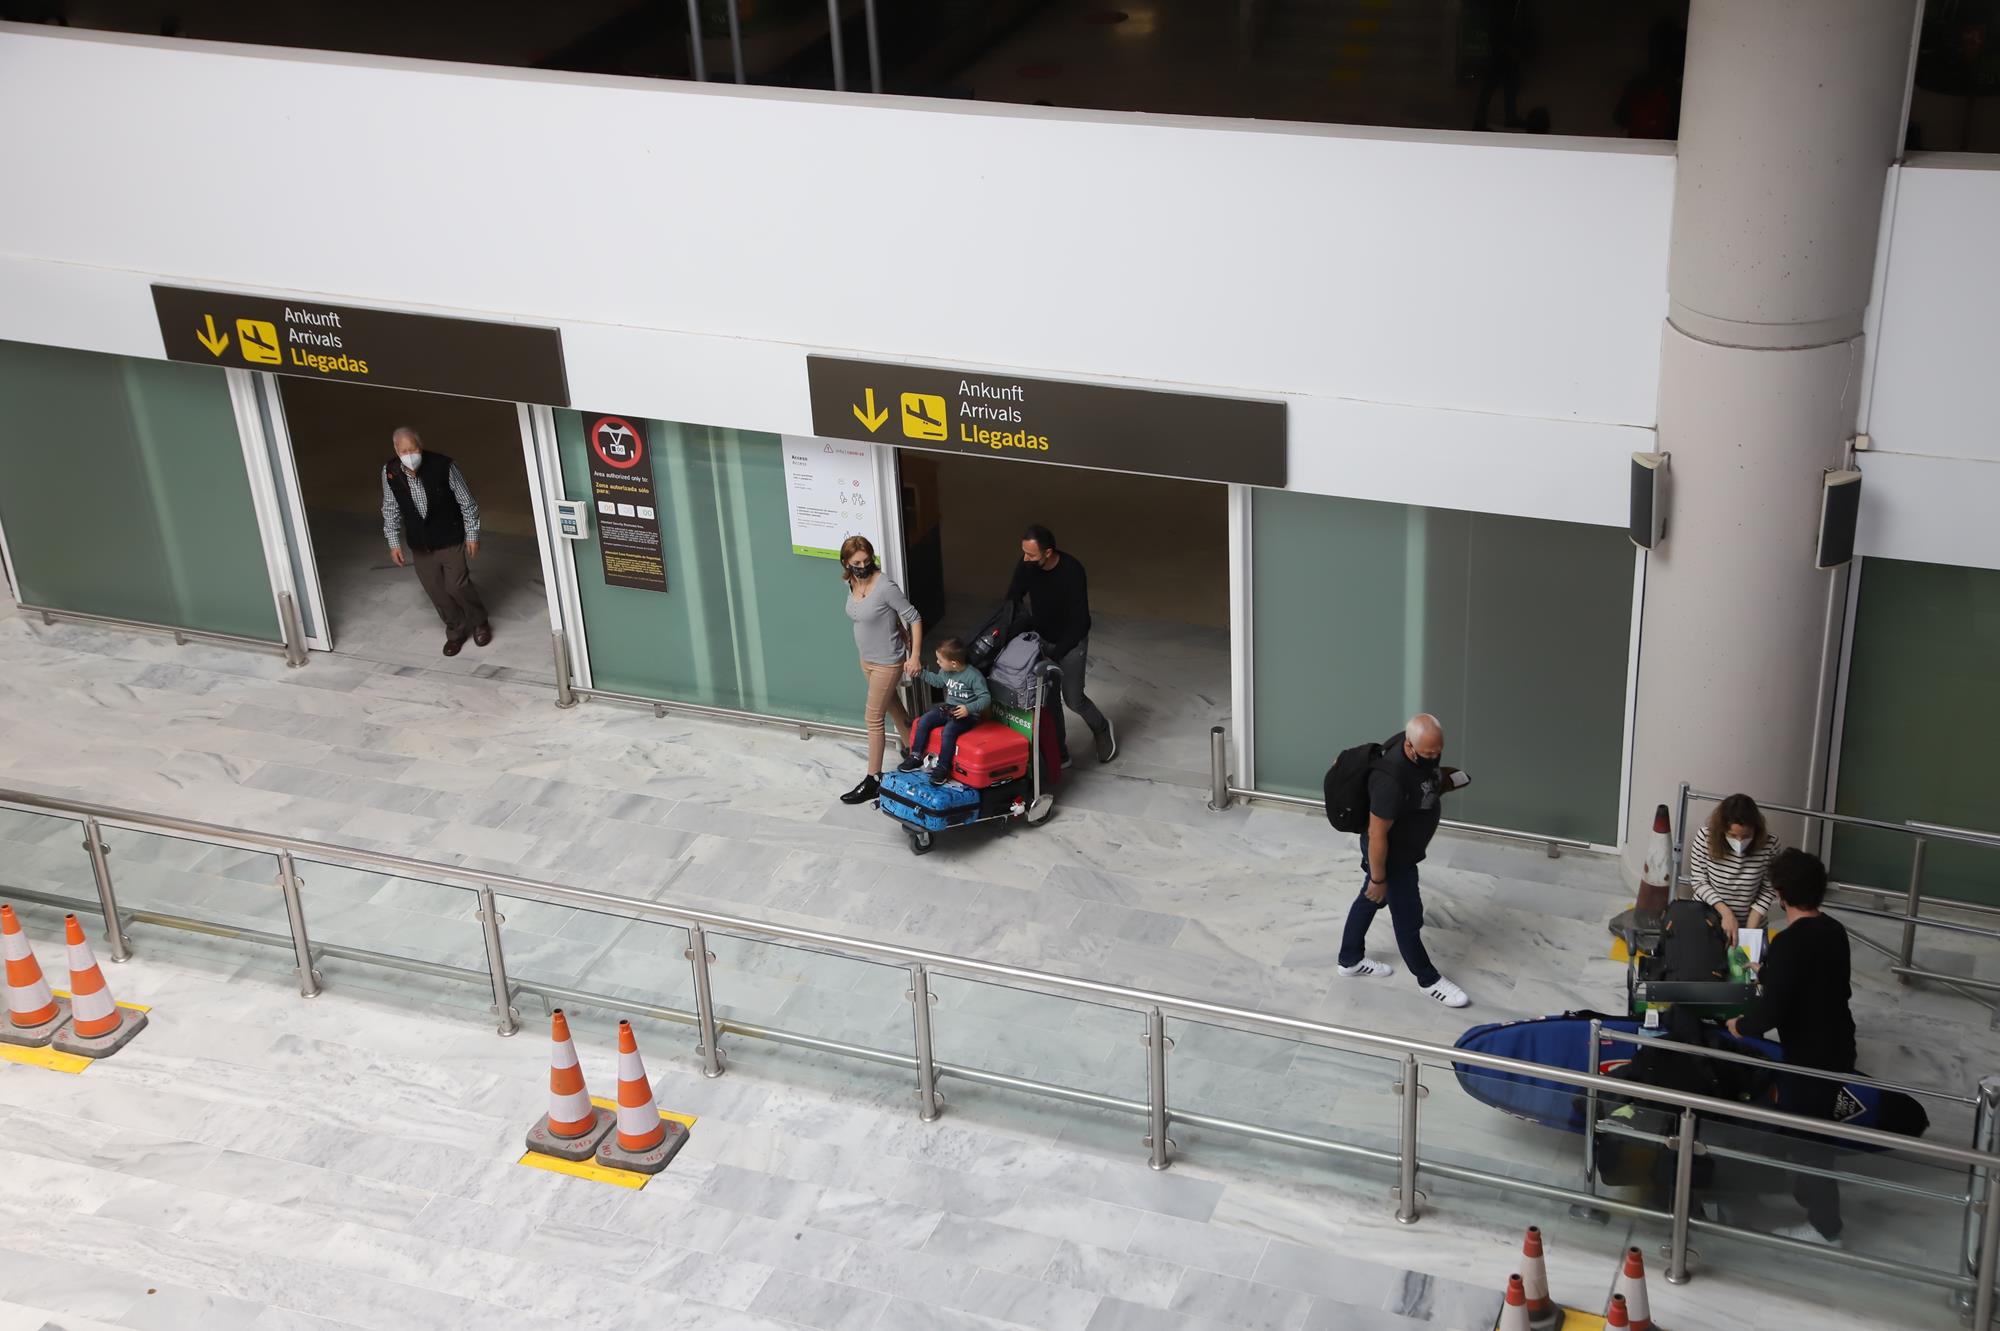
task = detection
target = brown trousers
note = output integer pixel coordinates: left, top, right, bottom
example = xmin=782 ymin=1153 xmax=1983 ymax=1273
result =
xmin=411 ymin=543 xmax=488 ymax=638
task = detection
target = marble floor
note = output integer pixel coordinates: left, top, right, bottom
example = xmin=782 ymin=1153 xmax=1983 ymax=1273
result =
xmin=0 ymin=600 xmax=1996 ymax=1329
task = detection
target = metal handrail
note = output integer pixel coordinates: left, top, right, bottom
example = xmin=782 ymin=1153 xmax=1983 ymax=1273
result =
xmin=18 ymin=602 xmax=287 ymax=657
xmin=0 ymin=783 xmax=1986 ymax=1170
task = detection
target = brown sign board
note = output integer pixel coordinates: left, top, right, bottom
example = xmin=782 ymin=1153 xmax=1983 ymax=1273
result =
xmin=805 ymin=355 xmax=1286 ymax=488
xmin=151 ymin=285 xmax=569 ymax=405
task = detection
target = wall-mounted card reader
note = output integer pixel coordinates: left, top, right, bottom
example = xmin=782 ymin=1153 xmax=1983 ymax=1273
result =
xmin=552 ymin=499 xmax=590 ymax=541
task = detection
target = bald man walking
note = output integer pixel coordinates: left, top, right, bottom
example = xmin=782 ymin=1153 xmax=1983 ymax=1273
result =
xmin=381 ymin=427 xmax=490 ymax=656
xmin=1335 ymin=714 xmax=1471 ymax=1007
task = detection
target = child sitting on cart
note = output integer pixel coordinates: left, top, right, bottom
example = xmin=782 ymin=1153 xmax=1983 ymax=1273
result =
xmin=898 ymin=638 xmax=991 ymax=786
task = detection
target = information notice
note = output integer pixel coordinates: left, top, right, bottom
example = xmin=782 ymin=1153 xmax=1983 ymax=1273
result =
xmin=585 ymin=414 xmax=667 ymax=592
xmin=783 ymin=436 xmax=883 ymax=559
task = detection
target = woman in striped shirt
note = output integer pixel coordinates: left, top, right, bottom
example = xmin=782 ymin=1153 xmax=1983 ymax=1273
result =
xmin=1686 ymin=793 xmax=1781 ymax=940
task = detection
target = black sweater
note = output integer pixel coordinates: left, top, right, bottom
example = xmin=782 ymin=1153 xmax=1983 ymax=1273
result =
xmin=1736 ymin=913 xmax=1857 ymax=1072
xmin=1006 ymin=553 xmax=1092 ymax=661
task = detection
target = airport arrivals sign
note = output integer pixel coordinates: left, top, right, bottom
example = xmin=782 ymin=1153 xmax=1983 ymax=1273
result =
xmin=150 ymin=285 xmax=569 ymax=405
xmin=804 ymin=355 xmax=1286 ymax=488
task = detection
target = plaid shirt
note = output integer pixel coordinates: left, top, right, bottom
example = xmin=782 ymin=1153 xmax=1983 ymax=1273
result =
xmin=382 ymin=460 xmax=480 ymax=551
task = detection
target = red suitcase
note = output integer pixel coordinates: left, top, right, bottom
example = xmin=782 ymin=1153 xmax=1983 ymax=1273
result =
xmin=910 ymin=718 xmax=1029 ymax=788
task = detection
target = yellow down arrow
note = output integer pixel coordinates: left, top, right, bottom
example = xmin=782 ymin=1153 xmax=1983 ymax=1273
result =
xmin=195 ymin=314 xmax=231 ymax=357
xmin=852 ymin=387 xmax=889 ymax=433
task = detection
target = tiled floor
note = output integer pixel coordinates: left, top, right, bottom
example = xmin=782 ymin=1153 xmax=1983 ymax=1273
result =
xmin=0 ymin=600 xmax=1994 ymax=1330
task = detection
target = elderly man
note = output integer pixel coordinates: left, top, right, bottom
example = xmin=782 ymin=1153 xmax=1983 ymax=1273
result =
xmin=1335 ymin=713 xmax=1471 ymax=1007
xmin=380 ymin=427 xmax=489 ymax=656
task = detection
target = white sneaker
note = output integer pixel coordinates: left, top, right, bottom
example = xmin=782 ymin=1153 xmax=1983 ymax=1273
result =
xmin=1338 ymin=958 xmax=1396 ymax=979
xmin=1422 ymin=977 xmax=1470 ymax=1008
xmin=1772 ymin=1221 xmax=1842 ymax=1248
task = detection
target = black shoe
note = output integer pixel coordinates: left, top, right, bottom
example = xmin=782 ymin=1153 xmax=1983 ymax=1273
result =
xmin=896 ymin=757 xmax=923 ymax=773
xmin=839 ymin=775 xmax=881 ymax=805
xmin=442 ymin=636 xmax=466 ymax=657
xmin=472 ymin=623 xmax=492 ymax=647
xmin=929 ymin=769 xmax=951 ymax=786
xmin=1094 ymin=720 xmax=1117 ymax=763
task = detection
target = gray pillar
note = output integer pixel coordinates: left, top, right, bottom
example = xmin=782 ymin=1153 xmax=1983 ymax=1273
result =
xmin=1628 ymin=0 xmax=1917 ymax=847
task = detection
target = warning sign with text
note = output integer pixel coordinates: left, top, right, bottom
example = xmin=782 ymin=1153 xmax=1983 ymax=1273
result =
xmin=585 ymin=414 xmax=667 ymax=593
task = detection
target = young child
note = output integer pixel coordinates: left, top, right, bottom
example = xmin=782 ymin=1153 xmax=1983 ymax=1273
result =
xmin=897 ymin=638 xmax=991 ymax=785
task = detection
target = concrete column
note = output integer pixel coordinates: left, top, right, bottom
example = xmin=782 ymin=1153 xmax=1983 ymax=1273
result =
xmin=1627 ymin=0 xmax=1918 ymax=846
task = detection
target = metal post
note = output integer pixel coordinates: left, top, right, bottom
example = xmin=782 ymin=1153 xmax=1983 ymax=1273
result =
xmin=1666 ymin=1108 xmax=1697 ymax=1284
xmin=1395 ymin=1053 xmax=1422 ymax=1223
xmin=474 ymin=887 xmax=519 ymax=1036
xmin=80 ymin=816 xmax=130 ymax=962
xmin=862 ymin=0 xmax=882 ymax=93
xmin=1966 ymin=1077 xmax=2000 ymax=1319
xmin=1978 ymin=1158 xmax=2000 ymax=1331
xmin=684 ymin=0 xmax=707 ymax=81
xmin=726 ymin=0 xmax=746 ymax=82
xmin=275 ymin=851 xmax=320 ymax=997
xmin=1671 ymin=781 xmax=1691 ymax=899
xmin=1899 ymin=836 xmax=1928 ymax=979
xmin=1144 ymin=1007 xmax=1172 ymax=1170
xmin=687 ymin=922 xmax=725 ymax=1077
xmin=1208 ymin=726 xmax=1231 ymax=811
xmin=1583 ymin=1019 xmax=1602 ymax=1190
xmin=552 ymin=630 xmax=577 ymax=709
xmin=909 ymin=963 xmax=941 ymax=1121
xmin=825 ymin=0 xmax=847 ymax=90
xmin=278 ymin=591 xmax=309 ymax=668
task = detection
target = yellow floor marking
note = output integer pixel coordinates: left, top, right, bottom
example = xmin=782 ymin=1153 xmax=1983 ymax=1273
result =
xmin=0 ymin=1043 xmax=90 ymax=1074
xmin=52 ymin=991 xmax=152 ymax=1013
xmin=590 ymin=1095 xmax=697 ymax=1129
xmin=1555 ymin=1310 xmax=1608 ymax=1331
xmin=518 ymin=1151 xmax=648 ymax=1189
xmin=1610 ymin=936 xmax=1630 ymax=963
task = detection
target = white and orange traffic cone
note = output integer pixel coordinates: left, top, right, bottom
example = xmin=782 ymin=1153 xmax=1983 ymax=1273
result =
xmin=1518 ymin=1226 xmax=1562 ymax=1330
xmin=0 ymin=904 xmax=70 ymax=1049
xmin=1496 ymin=1274 xmax=1532 ymax=1331
xmin=524 ymin=1009 xmax=613 ymax=1161
xmin=1638 ymin=804 xmax=1673 ymax=913
xmin=1605 ymin=1293 xmax=1630 ymax=1329
xmin=593 ymin=1020 xmax=687 ymax=1175
xmin=1608 ymin=1248 xmax=1652 ymax=1331
xmin=52 ymin=914 xmax=146 ymax=1057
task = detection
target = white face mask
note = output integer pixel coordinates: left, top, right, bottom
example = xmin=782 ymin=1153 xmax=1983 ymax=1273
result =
xmin=399 ymin=452 xmax=422 ymax=470
xmin=1727 ymin=835 xmax=1751 ymax=856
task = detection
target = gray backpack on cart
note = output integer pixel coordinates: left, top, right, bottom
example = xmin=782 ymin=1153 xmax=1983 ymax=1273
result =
xmin=989 ymin=632 xmax=1043 ymax=707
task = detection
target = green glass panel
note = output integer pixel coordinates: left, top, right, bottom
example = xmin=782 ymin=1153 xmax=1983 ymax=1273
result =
xmin=555 ymin=412 xmax=860 ymax=726
xmin=1833 ymin=559 xmax=2000 ymax=905
xmin=0 ymin=340 xmax=277 ymax=641
xmin=1251 ymin=489 xmax=1632 ymax=844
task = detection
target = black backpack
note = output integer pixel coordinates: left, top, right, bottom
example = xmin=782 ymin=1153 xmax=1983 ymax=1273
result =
xmin=1323 ymin=741 xmax=1386 ymax=834
xmin=1652 ymin=899 xmax=1730 ymax=983
xmin=966 ymin=600 xmax=1025 ymax=674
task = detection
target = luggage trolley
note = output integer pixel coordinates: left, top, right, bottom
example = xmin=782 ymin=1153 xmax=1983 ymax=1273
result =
xmin=876 ymin=663 xmax=1059 ymax=855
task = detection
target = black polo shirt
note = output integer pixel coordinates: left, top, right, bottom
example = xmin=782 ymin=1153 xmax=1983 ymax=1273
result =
xmin=1367 ymin=731 xmax=1444 ymax=867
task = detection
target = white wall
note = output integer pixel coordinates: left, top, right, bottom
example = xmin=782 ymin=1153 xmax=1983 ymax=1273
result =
xmin=1859 ymin=156 xmax=2000 ymax=571
xmin=0 ymin=25 xmax=1673 ymax=527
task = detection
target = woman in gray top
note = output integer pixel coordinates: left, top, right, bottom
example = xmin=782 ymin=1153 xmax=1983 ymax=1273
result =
xmin=839 ymin=535 xmax=923 ymax=805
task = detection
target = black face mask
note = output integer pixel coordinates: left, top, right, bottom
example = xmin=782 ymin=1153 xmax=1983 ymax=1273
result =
xmin=1410 ymin=751 xmax=1440 ymax=771
xmin=846 ymin=561 xmax=874 ymax=578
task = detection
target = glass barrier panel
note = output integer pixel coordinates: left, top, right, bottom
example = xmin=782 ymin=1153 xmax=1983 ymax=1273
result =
xmin=99 ymin=826 xmax=283 ymax=938
xmin=292 ymin=857 xmax=489 ymax=1009
xmin=705 ymin=929 xmax=912 ymax=1057
xmin=0 ymin=807 xmax=95 ymax=909
xmin=498 ymin=893 xmax=693 ymax=1033
xmin=1162 ymin=1017 xmax=1401 ymax=1160
xmin=926 ymin=971 xmax=1144 ymax=1108
xmin=1418 ymin=1049 xmax=1601 ymax=1196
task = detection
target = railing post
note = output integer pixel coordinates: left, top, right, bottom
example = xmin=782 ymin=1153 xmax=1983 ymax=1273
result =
xmin=1143 ymin=1007 xmax=1173 ymax=1170
xmin=1671 ymin=781 xmax=1691 ymax=900
xmin=726 ymin=0 xmax=746 ymax=83
xmin=551 ymin=630 xmax=577 ymax=709
xmin=683 ymin=0 xmax=707 ymax=81
xmin=862 ymin=0 xmax=883 ymax=93
xmin=473 ymin=887 xmax=519 ymax=1036
xmin=80 ymin=816 xmax=130 ymax=962
xmin=908 ymin=963 xmax=941 ymax=1121
xmin=1208 ymin=726 xmax=1231 ymax=811
xmin=1965 ymin=1077 xmax=2000 ymax=1320
xmin=1666 ymin=1108 xmax=1698 ymax=1284
xmin=1583 ymin=1019 xmax=1602 ymax=1192
xmin=825 ymin=0 xmax=846 ymax=91
xmin=278 ymin=592 xmax=309 ymax=668
xmin=1979 ymin=1155 xmax=2000 ymax=1331
xmin=686 ymin=923 xmax=725 ymax=1078
xmin=1395 ymin=1053 xmax=1423 ymax=1223
xmin=1899 ymin=836 xmax=1928 ymax=982
xmin=275 ymin=851 xmax=320 ymax=998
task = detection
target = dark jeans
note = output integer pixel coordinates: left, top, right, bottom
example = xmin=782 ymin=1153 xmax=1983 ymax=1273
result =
xmin=911 ymin=706 xmax=977 ymax=773
xmin=1777 ymin=1070 xmax=1845 ymax=1239
xmin=1336 ymin=842 xmax=1440 ymax=988
xmin=1048 ymin=639 xmax=1109 ymax=761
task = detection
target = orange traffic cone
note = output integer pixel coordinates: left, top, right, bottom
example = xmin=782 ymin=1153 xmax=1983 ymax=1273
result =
xmin=52 ymin=914 xmax=146 ymax=1057
xmin=1606 ymin=1293 xmax=1630 ymax=1329
xmin=1518 ymin=1226 xmax=1560 ymax=1330
xmin=523 ymin=1009 xmax=613 ymax=1161
xmin=1495 ymin=1274 xmax=1532 ymax=1331
xmin=1609 ymin=1248 xmax=1652 ymax=1331
xmin=0 ymin=904 xmax=69 ymax=1049
xmin=594 ymin=1020 xmax=687 ymax=1175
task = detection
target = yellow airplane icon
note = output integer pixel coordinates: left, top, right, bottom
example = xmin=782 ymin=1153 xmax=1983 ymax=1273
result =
xmin=900 ymin=393 xmax=947 ymax=441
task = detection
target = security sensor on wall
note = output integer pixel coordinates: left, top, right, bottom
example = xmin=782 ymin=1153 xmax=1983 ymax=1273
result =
xmin=1815 ymin=469 xmax=1863 ymax=569
xmin=1629 ymin=452 xmax=1670 ymax=550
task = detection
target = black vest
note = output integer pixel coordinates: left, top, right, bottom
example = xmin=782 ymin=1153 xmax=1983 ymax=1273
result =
xmin=385 ymin=451 xmax=465 ymax=553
